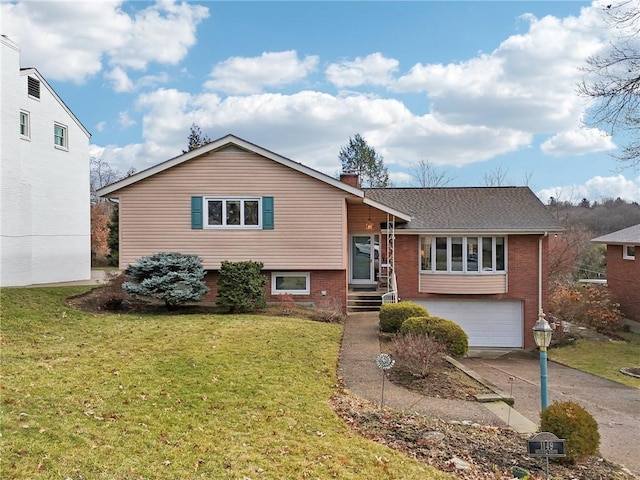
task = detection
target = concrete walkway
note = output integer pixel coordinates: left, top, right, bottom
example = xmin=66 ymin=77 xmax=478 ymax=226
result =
xmin=338 ymin=312 xmax=536 ymax=433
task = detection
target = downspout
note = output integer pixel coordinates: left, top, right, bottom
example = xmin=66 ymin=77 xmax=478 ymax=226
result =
xmin=539 ymin=232 xmax=548 ymax=318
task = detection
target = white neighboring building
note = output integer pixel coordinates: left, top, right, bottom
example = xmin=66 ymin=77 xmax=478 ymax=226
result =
xmin=1 ymin=36 xmax=91 ymax=286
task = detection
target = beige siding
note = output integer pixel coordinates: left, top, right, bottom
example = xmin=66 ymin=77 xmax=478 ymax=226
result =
xmin=347 ymin=203 xmax=388 ymax=234
xmin=117 ymin=149 xmax=351 ymax=270
xmin=419 ymin=273 xmax=507 ymax=294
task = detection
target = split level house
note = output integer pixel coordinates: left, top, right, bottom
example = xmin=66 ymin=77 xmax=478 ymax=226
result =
xmin=592 ymin=224 xmax=640 ymax=322
xmin=97 ymin=134 xmax=563 ymax=349
xmin=0 ymin=35 xmax=91 ymax=286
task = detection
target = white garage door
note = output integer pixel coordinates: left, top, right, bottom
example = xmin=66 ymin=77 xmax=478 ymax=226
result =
xmin=414 ymin=300 xmax=523 ymax=348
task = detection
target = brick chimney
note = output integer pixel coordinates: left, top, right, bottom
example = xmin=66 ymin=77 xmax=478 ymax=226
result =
xmin=340 ymin=173 xmax=359 ymax=188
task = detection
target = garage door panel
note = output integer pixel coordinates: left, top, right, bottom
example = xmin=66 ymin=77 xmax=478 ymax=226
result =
xmin=414 ymin=300 xmax=523 ymax=348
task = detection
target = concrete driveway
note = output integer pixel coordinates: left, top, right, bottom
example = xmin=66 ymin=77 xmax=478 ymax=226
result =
xmin=460 ymin=352 xmax=640 ymax=477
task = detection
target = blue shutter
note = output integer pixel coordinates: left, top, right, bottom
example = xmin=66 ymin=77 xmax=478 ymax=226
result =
xmin=191 ymin=196 xmax=203 ymax=229
xmin=262 ymin=196 xmax=274 ymax=230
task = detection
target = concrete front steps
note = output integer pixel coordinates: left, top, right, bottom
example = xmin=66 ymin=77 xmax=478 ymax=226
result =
xmin=347 ymin=290 xmax=383 ymax=313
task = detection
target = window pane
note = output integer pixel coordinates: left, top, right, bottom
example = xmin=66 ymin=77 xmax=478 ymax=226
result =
xmin=467 ymin=237 xmax=479 ymax=272
xmin=451 ymin=237 xmax=463 ymax=271
xmin=20 ymin=112 xmax=28 ymax=135
xmin=496 ymin=237 xmax=505 ymax=270
xmin=276 ymin=275 xmax=307 ymax=291
xmin=244 ymin=200 xmax=258 ymax=226
xmin=420 ymin=236 xmax=432 ymax=271
xmin=435 ymin=237 xmax=447 ymax=271
xmin=625 ymin=245 xmax=635 ymax=258
xmin=226 ymin=200 xmax=240 ymax=225
xmin=54 ymin=125 xmax=65 ymax=146
xmin=482 ymin=237 xmax=493 ymax=271
xmin=208 ymin=200 xmax=222 ymax=225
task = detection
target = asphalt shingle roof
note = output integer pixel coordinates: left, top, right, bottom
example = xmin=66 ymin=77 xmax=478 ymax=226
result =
xmin=364 ymin=187 xmax=563 ymax=232
xmin=592 ymin=223 xmax=640 ymax=244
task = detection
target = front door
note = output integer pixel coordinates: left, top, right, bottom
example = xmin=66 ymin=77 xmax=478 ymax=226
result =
xmin=350 ymin=234 xmax=379 ymax=284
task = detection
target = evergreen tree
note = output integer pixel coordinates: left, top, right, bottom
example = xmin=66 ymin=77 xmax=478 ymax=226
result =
xmin=216 ymin=260 xmax=267 ymax=313
xmin=339 ymin=134 xmax=390 ymax=187
xmin=106 ymin=203 xmax=119 ymax=267
xmin=123 ymin=252 xmax=209 ymax=310
xmin=183 ymin=123 xmax=212 ymax=153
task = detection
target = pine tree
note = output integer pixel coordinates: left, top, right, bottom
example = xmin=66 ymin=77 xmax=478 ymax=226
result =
xmin=183 ymin=123 xmax=212 ymax=153
xmin=106 ymin=203 xmax=119 ymax=267
xmin=339 ymin=134 xmax=390 ymax=187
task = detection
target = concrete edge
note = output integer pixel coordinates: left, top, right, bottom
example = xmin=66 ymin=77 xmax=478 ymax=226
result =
xmin=446 ymin=355 xmax=515 ymax=405
xmin=482 ymin=401 xmax=538 ymax=434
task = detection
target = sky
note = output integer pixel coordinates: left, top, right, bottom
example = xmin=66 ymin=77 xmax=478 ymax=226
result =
xmin=3 ymin=0 xmax=640 ymax=204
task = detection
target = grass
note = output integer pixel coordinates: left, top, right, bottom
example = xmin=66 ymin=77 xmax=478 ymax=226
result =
xmin=549 ymin=331 xmax=640 ymax=388
xmin=0 ymin=287 xmax=453 ymax=480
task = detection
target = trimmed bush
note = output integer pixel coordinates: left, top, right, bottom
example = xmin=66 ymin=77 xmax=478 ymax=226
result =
xmin=217 ymin=260 xmax=267 ymax=313
xmin=123 ymin=252 xmax=209 ymax=310
xmin=400 ymin=315 xmax=469 ymax=357
xmin=540 ymin=401 xmax=600 ymax=463
xmin=379 ymin=302 xmax=429 ymax=333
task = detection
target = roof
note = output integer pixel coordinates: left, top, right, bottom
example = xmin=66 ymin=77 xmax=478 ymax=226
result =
xmin=364 ymin=187 xmax=564 ymax=233
xmin=96 ymin=134 xmax=411 ymax=221
xmin=591 ymin=223 xmax=640 ymax=245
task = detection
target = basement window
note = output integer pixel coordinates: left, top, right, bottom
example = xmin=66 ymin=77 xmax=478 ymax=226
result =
xmin=272 ymin=272 xmax=310 ymax=295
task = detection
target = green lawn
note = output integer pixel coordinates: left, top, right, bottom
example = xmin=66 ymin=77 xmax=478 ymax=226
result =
xmin=549 ymin=331 xmax=640 ymax=388
xmin=0 ymin=287 xmax=452 ymax=480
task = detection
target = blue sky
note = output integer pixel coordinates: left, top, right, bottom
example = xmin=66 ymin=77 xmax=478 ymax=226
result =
xmin=3 ymin=0 xmax=640 ymax=203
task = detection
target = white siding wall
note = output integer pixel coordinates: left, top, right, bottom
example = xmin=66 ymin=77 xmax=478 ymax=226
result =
xmin=0 ymin=36 xmax=90 ymax=286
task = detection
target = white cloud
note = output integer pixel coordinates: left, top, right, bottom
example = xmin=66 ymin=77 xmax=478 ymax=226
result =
xmin=392 ymin=7 xmax=607 ymax=138
xmin=118 ymin=111 xmax=136 ymax=129
xmin=95 ymin=121 xmax=107 ymax=133
xmin=326 ymin=53 xmax=399 ymax=88
xmin=540 ymin=128 xmax=616 ymax=156
xmin=204 ymin=51 xmax=319 ymax=95
xmin=105 ymin=67 xmax=135 ymax=93
xmin=1 ymin=0 xmax=208 ymax=83
xmin=537 ymin=175 xmax=640 ymax=203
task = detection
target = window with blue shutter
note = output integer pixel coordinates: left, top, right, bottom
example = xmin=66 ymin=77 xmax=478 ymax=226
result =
xmin=262 ymin=196 xmax=274 ymax=230
xmin=191 ymin=196 xmax=203 ymax=229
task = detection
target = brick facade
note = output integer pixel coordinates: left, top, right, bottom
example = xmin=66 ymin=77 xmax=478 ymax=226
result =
xmin=606 ymin=245 xmax=640 ymax=321
xmin=204 ymin=269 xmax=348 ymax=313
xmin=392 ymin=234 xmax=550 ymax=349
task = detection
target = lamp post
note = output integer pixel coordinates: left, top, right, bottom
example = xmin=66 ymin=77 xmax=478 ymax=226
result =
xmin=533 ymin=311 xmax=553 ymax=411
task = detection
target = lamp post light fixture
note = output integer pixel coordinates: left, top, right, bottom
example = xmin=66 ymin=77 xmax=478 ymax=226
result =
xmin=533 ymin=311 xmax=553 ymax=411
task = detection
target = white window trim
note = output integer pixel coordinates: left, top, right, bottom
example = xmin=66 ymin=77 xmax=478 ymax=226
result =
xmin=204 ymin=196 xmax=261 ymax=229
xmin=420 ymin=235 xmax=507 ymax=274
xmin=54 ymin=122 xmax=68 ymax=150
xmin=20 ymin=110 xmax=30 ymax=139
xmin=271 ymin=272 xmax=310 ymax=295
xmin=623 ymin=244 xmax=636 ymax=260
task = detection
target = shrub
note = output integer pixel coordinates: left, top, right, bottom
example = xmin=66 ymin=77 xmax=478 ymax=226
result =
xmin=122 ymin=252 xmax=209 ymax=310
xmin=540 ymin=401 xmax=600 ymax=463
xmin=549 ymin=283 xmax=623 ymax=335
xmin=400 ymin=315 xmax=468 ymax=357
xmin=217 ymin=260 xmax=267 ymax=313
xmin=379 ymin=302 xmax=429 ymax=333
xmin=391 ymin=333 xmax=445 ymax=377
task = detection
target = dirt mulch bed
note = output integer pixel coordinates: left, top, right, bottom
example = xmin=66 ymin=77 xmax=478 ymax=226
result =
xmin=330 ymin=390 xmax=637 ymax=480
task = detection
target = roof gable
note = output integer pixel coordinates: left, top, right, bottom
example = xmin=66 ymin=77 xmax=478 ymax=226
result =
xmin=20 ymin=68 xmax=91 ymax=138
xmin=365 ymin=187 xmax=563 ymax=233
xmin=96 ymin=134 xmax=411 ymax=221
xmin=592 ymin=223 xmax=640 ymax=244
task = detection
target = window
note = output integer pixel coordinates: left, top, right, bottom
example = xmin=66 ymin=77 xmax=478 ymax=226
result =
xmin=204 ymin=197 xmax=260 ymax=228
xmin=54 ymin=123 xmax=68 ymax=149
xmin=623 ymin=244 xmax=636 ymax=260
xmin=27 ymin=76 xmax=40 ymax=99
xmin=420 ymin=236 xmax=506 ymax=273
xmin=272 ymin=272 xmax=310 ymax=295
xmin=20 ymin=111 xmax=30 ymax=138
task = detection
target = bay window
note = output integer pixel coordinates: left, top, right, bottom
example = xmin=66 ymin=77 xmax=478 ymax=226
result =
xmin=420 ymin=236 xmax=506 ymax=273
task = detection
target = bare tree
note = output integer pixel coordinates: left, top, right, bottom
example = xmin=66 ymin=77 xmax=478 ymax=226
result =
xmin=90 ymin=157 xmax=121 ymax=204
xmin=410 ymin=158 xmax=455 ymax=187
xmin=482 ymin=164 xmax=510 ymax=186
xmin=579 ymin=0 xmax=640 ymax=170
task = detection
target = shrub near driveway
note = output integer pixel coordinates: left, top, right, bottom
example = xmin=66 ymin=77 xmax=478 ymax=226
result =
xmin=0 ymin=288 xmax=452 ymax=480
